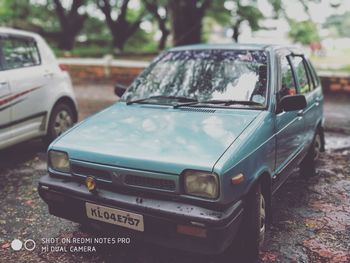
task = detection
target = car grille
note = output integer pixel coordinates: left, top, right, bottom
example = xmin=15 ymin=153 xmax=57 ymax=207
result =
xmin=124 ymin=174 xmax=176 ymax=191
xmin=71 ymin=164 xmax=176 ymax=192
xmin=71 ymin=164 xmax=112 ymax=182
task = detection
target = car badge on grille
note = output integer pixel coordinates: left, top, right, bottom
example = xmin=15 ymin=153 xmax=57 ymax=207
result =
xmin=85 ymin=176 xmax=97 ymax=192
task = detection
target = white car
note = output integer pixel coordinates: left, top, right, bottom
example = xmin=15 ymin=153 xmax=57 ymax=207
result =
xmin=0 ymin=28 xmax=77 ymax=150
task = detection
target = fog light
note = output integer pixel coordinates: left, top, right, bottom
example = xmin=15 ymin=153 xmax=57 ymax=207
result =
xmin=85 ymin=177 xmax=97 ymax=192
xmin=177 ymin=224 xmax=207 ymax=238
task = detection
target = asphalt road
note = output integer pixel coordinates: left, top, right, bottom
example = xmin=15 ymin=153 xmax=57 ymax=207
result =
xmin=0 ymin=86 xmax=349 ymax=263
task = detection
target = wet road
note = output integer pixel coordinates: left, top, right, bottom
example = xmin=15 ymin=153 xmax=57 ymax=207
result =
xmin=0 ymin=87 xmax=349 ymax=263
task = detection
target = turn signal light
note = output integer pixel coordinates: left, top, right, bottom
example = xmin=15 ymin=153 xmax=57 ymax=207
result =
xmin=231 ymin=173 xmax=245 ymax=185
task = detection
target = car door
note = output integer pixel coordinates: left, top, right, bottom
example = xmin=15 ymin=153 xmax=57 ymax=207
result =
xmin=289 ymin=55 xmax=320 ymax=150
xmin=274 ymin=52 xmax=305 ymax=183
xmin=304 ymin=57 xmax=323 ymax=146
xmin=0 ymin=37 xmax=13 ymax=149
xmin=1 ymin=35 xmax=48 ymax=139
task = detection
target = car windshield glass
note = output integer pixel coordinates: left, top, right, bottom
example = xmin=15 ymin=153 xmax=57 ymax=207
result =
xmin=122 ymin=49 xmax=268 ymax=107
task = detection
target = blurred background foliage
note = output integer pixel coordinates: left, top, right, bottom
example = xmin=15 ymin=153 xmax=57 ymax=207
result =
xmin=0 ymin=0 xmax=349 ymax=72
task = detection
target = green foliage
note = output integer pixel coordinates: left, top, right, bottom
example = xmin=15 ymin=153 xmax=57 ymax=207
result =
xmin=0 ymin=0 xmax=325 ymax=56
xmin=123 ymin=29 xmax=158 ymax=53
xmin=289 ymin=20 xmax=320 ymax=45
xmin=0 ymin=0 xmax=31 ymax=27
xmin=207 ymin=0 xmax=265 ymax=31
xmin=324 ymin=11 xmax=350 ymax=38
xmin=268 ymin=0 xmax=282 ymax=18
xmin=237 ymin=4 xmax=264 ymax=31
xmin=52 ymin=45 xmax=114 ymax=58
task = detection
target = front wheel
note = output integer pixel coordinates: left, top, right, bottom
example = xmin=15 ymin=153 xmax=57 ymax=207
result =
xmin=300 ymin=131 xmax=322 ymax=178
xmin=223 ymin=184 xmax=266 ymax=262
xmin=44 ymin=103 xmax=76 ymax=145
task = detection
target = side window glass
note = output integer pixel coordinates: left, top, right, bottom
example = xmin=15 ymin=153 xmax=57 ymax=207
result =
xmin=2 ymin=37 xmax=40 ymax=70
xmin=307 ymin=60 xmax=320 ymax=87
xmin=291 ymin=56 xmax=311 ymax=94
xmin=0 ymin=52 xmax=3 ymax=71
xmin=279 ymin=56 xmax=296 ymax=99
xmin=304 ymin=59 xmax=316 ymax=91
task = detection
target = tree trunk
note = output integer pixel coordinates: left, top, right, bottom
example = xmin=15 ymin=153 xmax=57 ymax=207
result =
xmin=232 ymin=23 xmax=240 ymax=43
xmin=169 ymin=0 xmax=207 ymax=46
xmin=51 ymin=0 xmax=86 ymax=50
xmin=98 ymin=0 xmax=143 ymax=52
xmin=58 ymin=32 xmax=75 ymax=50
xmin=112 ymin=30 xmax=128 ymax=52
xmin=158 ymin=29 xmax=170 ymax=50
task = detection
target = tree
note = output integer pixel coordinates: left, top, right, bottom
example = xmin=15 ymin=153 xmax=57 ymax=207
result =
xmin=168 ymin=0 xmax=211 ymax=46
xmin=143 ymin=0 xmax=170 ymax=50
xmin=231 ymin=3 xmax=264 ymax=42
xmin=324 ymin=11 xmax=350 ymax=38
xmin=0 ymin=0 xmax=31 ymax=28
xmin=0 ymin=0 xmax=87 ymax=50
xmin=289 ymin=20 xmax=319 ymax=45
xmin=207 ymin=0 xmax=281 ymax=43
xmin=48 ymin=0 xmax=88 ymax=50
xmin=97 ymin=0 xmax=145 ymax=51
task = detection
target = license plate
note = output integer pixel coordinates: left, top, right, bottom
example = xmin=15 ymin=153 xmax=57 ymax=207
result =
xmin=85 ymin=203 xmax=144 ymax=232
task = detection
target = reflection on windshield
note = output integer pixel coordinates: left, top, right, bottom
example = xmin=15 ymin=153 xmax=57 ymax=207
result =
xmin=123 ymin=49 xmax=268 ymax=106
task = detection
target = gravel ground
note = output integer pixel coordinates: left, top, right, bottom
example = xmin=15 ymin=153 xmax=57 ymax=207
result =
xmin=0 ymin=86 xmax=349 ymax=263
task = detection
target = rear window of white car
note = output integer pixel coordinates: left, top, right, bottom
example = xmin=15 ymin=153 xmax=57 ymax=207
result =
xmin=0 ymin=37 xmax=41 ymax=70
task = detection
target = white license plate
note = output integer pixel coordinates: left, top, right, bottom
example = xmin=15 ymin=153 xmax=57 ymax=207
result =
xmin=85 ymin=203 xmax=144 ymax=232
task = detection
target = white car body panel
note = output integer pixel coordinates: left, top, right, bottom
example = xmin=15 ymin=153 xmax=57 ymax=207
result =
xmin=0 ymin=28 xmax=77 ymax=150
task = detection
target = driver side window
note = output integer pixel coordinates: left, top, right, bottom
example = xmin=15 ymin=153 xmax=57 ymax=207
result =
xmin=279 ymin=56 xmax=297 ymax=100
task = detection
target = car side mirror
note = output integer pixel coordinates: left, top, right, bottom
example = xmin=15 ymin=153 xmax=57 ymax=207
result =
xmin=280 ymin=94 xmax=307 ymax=112
xmin=114 ymin=83 xmax=128 ymax=97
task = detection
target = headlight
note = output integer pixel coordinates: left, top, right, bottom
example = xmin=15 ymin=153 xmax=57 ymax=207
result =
xmin=49 ymin=150 xmax=70 ymax=173
xmin=183 ymin=170 xmax=219 ymax=199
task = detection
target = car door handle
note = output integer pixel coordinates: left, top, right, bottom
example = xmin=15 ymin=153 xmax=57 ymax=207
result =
xmin=43 ymin=72 xmax=54 ymax=78
xmin=315 ymin=97 xmax=321 ymax=106
xmin=0 ymin=81 xmax=8 ymax=87
xmin=297 ymin=110 xmax=304 ymax=117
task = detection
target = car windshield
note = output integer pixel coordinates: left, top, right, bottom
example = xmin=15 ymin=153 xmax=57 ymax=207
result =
xmin=122 ymin=49 xmax=269 ymax=107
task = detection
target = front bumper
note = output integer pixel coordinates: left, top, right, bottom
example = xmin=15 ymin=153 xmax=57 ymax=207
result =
xmin=38 ymin=175 xmax=243 ymax=254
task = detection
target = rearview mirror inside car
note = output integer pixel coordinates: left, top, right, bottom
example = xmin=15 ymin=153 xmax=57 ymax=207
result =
xmin=114 ymin=83 xmax=128 ymax=97
xmin=280 ymin=94 xmax=307 ymax=112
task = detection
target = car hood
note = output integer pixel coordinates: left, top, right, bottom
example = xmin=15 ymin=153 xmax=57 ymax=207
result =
xmin=52 ymin=103 xmax=261 ymax=174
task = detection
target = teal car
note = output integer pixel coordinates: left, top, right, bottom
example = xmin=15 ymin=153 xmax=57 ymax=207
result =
xmin=39 ymin=44 xmax=324 ymax=259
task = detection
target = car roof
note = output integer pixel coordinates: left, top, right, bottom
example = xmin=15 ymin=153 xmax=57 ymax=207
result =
xmin=169 ymin=43 xmax=298 ymax=53
xmin=0 ymin=27 xmax=40 ymax=39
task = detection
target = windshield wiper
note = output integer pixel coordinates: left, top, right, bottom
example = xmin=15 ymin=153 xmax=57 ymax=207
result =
xmin=198 ymin=99 xmax=263 ymax=106
xmin=126 ymin=96 xmax=198 ymax=105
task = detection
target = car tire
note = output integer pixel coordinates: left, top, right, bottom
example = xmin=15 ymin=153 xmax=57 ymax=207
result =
xmin=44 ymin=103 xmax=75 ymax=145
xmin=300 ymin=130 xmax=322 ymax=178
xmin=223 ymin=183 xmax=266 ymax=263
